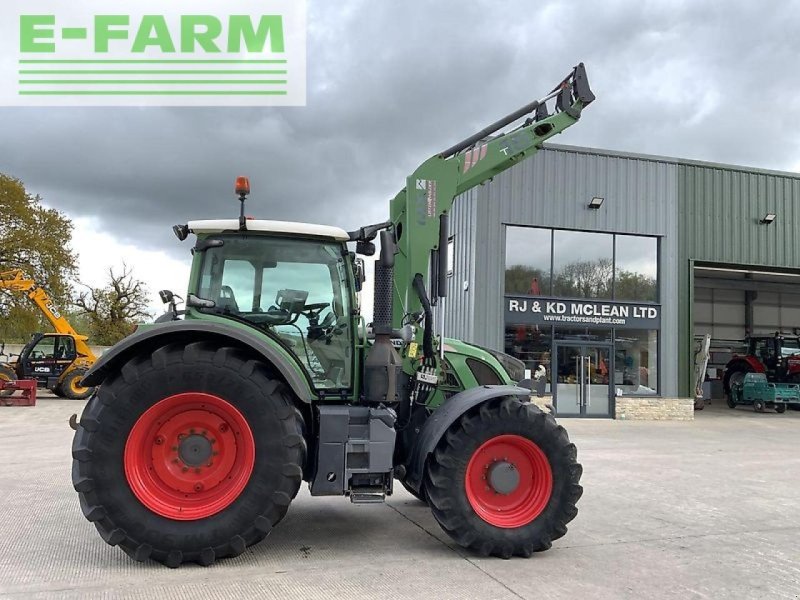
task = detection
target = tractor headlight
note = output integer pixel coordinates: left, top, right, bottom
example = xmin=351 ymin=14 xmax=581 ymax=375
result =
xmin=480 ymin=346 xmax=525 ymax=382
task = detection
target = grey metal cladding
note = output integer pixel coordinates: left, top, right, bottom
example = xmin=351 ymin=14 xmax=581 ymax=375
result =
xmin=680 ymin=164 xmax=800 ymax=268
xmin=435 ymin=187 xmax=479 ymax=343
xmin=446 ymin=144 xmax=681 ymax=396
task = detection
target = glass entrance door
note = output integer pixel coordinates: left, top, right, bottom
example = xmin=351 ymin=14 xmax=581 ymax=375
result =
xmin=554 ymin=343 xmax=612 ymax=417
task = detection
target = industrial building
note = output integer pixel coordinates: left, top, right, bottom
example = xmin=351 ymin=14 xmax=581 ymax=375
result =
xmin=439 ymin=143 xmax=800 ymax=419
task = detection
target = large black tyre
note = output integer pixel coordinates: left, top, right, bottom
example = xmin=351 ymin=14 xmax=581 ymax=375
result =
xmin=776 ymin=404 xmax=787 ymax=414
xmin=400 ymin=480 xmax=427 ymax=504
xmin=723 ymin=364 xmax=753 ymax=398
xmin=0 ymin=363 xmax=16 ymax=397
xmin=59 ymin=369 xmax=94 ymax=400
xmin=71 ymin=342 xmax=306 ymax=567
xmin=424 ymin=397 xmax=582 ymax=559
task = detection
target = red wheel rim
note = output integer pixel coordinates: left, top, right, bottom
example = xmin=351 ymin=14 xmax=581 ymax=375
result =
xmin=124 ymin=392 xmax=255 ymax=520
xmin=465 ymin=434 xmax=553 ymax=528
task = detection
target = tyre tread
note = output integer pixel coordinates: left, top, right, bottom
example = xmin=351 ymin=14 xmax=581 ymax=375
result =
xmin=71 ymin=342 xmax=306 ymax=567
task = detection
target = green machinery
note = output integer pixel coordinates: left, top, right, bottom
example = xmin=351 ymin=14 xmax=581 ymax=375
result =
xmin=729 ymin=372 xmax=798 ymax=413
xmin=72 ymin=64 xmax=594 ymax=567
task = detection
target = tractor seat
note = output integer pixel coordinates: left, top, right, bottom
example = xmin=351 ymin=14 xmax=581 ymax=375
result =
xmin=217 ymin=285 xmax=240 ymax=314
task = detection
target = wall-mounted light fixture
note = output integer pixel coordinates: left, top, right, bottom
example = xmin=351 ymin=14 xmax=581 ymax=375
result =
xmin=588 ymin=196 xmax=604 ymax=210
xmin=761 ymin=213 xmax=777 ymax=225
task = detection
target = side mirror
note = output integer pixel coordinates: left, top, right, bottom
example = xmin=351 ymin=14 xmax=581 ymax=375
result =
xmin=379 ymin=229 xmax=396 ymax=269
xmin=353 ymin=257 xmax=366 ymax=292
xmin=356 ymin=240 xmax=375 ymax=256
xmin=159 ymin=290 xmax=174 ymax=304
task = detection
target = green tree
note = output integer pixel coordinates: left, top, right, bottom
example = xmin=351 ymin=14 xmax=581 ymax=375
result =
xmin=553 ymin=258 xmax=613 ymax=298
xmin=615 ymin=270 xmax=657 ymax=302
xmin=505 ymin=265 xmax=550 ymax=294
xmin=75 ymin=264 xmax=152 ymax=345
xmin=0 ymin=174 xmax=77 ymax=341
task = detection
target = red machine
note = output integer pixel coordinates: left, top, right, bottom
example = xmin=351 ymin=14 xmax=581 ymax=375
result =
xmin=723 ymin=334 xmax=800 ymax=396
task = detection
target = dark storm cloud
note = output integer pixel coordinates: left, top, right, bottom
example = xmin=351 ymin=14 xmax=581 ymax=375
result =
xmin=1 ymin=0 xmax=799 ymax=257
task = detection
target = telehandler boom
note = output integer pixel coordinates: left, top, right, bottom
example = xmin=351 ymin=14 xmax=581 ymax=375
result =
xmin=72 ymin=63 xmax=594 ymax=567
xmin=0 ymin=268 xmax=95 ymax=398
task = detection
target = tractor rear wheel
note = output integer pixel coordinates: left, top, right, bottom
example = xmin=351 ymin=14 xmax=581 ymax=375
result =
xmin=59 ymin=369 xmax=94 ymax=400
xmin=71 ymin=342 xmax=306 ymax=567
xmin=724 ymin=365 xmax=753 ymax=399
xmin=424 ymin=397 xmax=582 ymax=558
xmin=400 ymin=480 xmax=427 ymax=504
xmin=0 ymin=363 xmax=16 ymax=397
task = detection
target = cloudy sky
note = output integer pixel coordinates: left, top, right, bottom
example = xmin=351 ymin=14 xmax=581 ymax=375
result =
xmin=2 ymin=0 xmax=800 ymax=315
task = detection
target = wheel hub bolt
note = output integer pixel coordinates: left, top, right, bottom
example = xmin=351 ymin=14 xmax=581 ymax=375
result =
xmin=219 ymin=423 xmax=229 ymax=433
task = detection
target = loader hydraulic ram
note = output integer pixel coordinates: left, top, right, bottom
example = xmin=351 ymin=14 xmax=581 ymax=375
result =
xmin=72 ymin=63 xmax=594 ymax=567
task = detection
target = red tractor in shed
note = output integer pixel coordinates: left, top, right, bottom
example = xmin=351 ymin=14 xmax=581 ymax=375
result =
xmin=723 ymin=334 xmax=800 ymax=407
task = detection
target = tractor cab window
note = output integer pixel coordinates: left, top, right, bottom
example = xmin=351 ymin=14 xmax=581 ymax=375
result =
xmin=779 ymin=337 xmax=800 ymax=358
xmin=29 ymin=336 xmax=56 ymax=360
xmin=752 ymin=338 xmax=776 ymax=364
xmin=57 ymin=336 xmax=77 ymax=360
xmin=196 ymin=235 xmax=353 ymax=390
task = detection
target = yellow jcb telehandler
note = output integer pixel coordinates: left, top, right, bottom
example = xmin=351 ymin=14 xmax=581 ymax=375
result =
xmin=0 ymin=269 xmax=95 ymax=399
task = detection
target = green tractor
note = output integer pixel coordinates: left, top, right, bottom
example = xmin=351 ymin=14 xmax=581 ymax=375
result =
xmin=72 ymin=64 xmax=594 ymax=567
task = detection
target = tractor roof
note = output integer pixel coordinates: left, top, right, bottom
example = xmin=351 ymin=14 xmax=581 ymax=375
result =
xmin=187 ymin=219 xmax=349 ymax=241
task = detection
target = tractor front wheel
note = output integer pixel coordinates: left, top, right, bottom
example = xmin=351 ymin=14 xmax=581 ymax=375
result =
xmin=71 ymin=342 xmax=306 ymax=567
xmin=425 ymin=397 xmax=582 ymax=558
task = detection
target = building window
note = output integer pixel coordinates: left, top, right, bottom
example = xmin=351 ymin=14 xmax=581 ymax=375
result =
xmin=504 ymin=226 xmax=659 ymax=302
xmin=615 ymin=234 xmax=658 ymax=302
xmin=552 ymin=230 xmax=613 ymax=299
xmin=613 ymin=329 xmax=658 ymax=395
xmin=505 ymin=226 xmax=551 ymax=294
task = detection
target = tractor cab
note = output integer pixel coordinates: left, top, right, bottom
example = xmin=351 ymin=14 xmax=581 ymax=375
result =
xmin=746 ymin=334 xmax=800 ymax=376
xmin=182 ymin=219 xmax=358 ymax=393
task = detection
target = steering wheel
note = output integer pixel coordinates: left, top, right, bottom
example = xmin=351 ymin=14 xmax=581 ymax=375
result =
xmin=303 ymin=302 xmax=330 ymax=313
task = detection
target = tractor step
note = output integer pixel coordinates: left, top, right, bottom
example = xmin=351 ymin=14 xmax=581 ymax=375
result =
xmin=349 ymin=487 xmax=386 ymax=504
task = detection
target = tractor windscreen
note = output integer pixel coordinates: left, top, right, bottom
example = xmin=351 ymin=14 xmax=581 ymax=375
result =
xmin=780 ymin=338 xmax=800 ymax=357
xmin=195 ymin=234 xmax=353 ymax=390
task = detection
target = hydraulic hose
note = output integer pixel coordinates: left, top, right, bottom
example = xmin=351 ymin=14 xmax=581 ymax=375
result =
xmin=412 ymin=274 xmax=435 ymax=360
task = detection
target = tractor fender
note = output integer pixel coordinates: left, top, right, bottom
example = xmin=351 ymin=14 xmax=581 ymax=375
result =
xmin=725 ymin=356 xmax=765 ymax=374
xmin=80 ymin=320 xmax=314 ymax=402
xmin=402 ymin=384 xmax=532 ymax=493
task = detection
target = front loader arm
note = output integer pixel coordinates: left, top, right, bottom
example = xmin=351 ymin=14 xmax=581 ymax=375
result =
xmin=389 ymin=63 xmax=594 ymax=329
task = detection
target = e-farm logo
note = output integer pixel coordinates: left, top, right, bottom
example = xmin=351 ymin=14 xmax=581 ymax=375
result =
xmin=1 ymin=0 xmax=306 ymax=106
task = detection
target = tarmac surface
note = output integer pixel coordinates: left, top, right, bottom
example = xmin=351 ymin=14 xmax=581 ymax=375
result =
xmin=1 ymin=395 xmax=799 ymax=599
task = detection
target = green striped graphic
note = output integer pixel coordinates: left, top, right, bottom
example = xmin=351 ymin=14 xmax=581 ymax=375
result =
xmin=19 ymin=90 xmax=289 ymax=96
xmin=19 ymin=59 xmax=287 ymax=64
xmin=20 ymin=80 xmax=287 ymax=85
